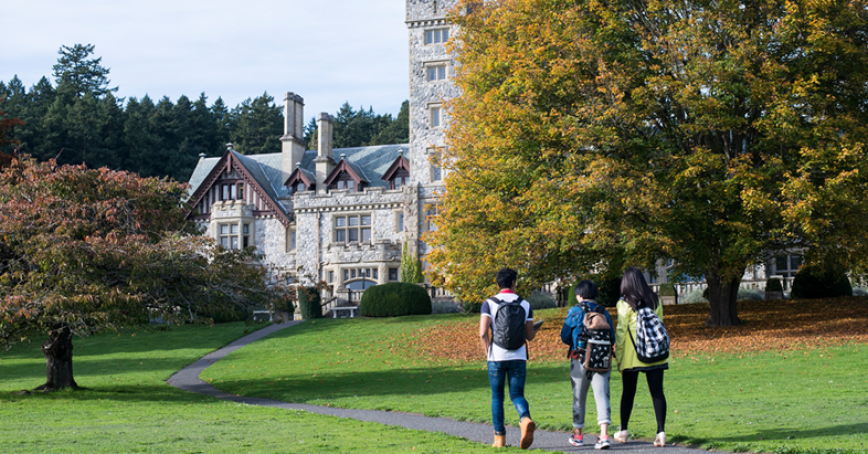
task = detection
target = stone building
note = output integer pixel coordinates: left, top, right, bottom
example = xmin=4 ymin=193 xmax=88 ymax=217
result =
xmin=184 ymin=0 xmax=460 ymax=307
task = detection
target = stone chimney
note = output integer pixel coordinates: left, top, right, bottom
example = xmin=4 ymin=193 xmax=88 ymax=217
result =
xmin=281 ymin=92 xmax=306 ymax=183
xmin=314 ymin=112 xmax=335 ymax=193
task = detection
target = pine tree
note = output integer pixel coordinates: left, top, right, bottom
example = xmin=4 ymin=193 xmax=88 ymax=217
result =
xmin=52 ymin=44 xmax=117 ymax=98
xmin=369 ymin=100 xmax=409 ymax=145
xmin=228 ymin=92 xmax=283 ymax=155
xmin=123 ymin=95 xmax=160 ymax=176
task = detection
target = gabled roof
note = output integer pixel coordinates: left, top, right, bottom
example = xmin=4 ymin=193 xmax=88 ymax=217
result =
xmin=186 ymin=143 xmax=410 ymax=218
xmin=285 ymin=165 xmax=316 ymax=187
xmin=323 ymin=155 xmax=371 ymax=187
xmin=185 ymin=149 xmax=291 ymax=227
xmin=381 ymin=153 xmax=410 ymax=182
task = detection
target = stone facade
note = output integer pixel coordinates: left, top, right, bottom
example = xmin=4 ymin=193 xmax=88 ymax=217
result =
xmin=185 ymin=0 xmax=456 ymax=302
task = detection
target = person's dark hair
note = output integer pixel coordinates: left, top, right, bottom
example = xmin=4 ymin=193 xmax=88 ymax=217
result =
xmin=574 ymin=280 xmax=599 ymax=300
xmin=620 ymin=267 xmax=659 ymax=311
xmin=496 ymin=268 xmax=518 ymax=290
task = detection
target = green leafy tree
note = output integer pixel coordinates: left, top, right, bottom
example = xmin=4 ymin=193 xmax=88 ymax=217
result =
xmin=0 ymin=155 xmax=278 ymax=392
xmin=400 ymin=242 xmax=424 ymax=284
xmin=52 ymin=43 xmax=117 ymax=98
xmin=429 ymin=0 xmax=868 ymax=326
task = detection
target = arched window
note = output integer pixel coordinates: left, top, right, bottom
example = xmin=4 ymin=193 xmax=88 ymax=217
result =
xmin=346 ymin=279 xmax=377 ymax=290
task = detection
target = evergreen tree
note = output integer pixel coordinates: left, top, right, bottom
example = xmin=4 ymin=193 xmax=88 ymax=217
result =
xmin=304 ymin=116 xmax=318 ymax=151
xmin=228 ymin=92 xmax=283 ymax=155
xmin=369 ymin=100 xmax=409 ymax=145
xmin=123 ymin=95 xmax=160 ymax=176
xmin=211 ymin=96 xmax=231 ymax=152
xmin=52 ymin=44 xmax=117 ymax=98
xmin=93 ymin=93 xmax=125 ymax=169
xmin=18 ymin=77 xmax=57 ymax=161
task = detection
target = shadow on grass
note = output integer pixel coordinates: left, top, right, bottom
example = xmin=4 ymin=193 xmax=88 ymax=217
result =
xmin=0 ymin=356 xmax=210 ymax=387
xmin=209 ymin=362 xmax=568 ymax=402
xmin=0 ymin=383 xmax=217 ymax=404
xmin=680 ymin=422 xmax=868 ymax=445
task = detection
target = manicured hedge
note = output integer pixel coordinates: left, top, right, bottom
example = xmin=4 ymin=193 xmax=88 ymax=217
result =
xmin=298 ymin=287 xmax=323 ymax=320
xmin=765 ymin=278 xmax=783 ymax=293
xmin=791 ymin=266 xmax=852 ymax=299
xmin=658 ymin=283 xmax=677 ymax=296
xmin=360 ymin=282 xmax=432 ymax=317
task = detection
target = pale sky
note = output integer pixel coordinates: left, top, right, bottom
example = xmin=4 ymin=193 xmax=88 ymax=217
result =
xmin=1 ymin=0 xmax=410 ymax=118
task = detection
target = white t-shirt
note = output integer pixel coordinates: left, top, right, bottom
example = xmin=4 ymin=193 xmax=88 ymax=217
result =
xmin=481 ymin=292 xmax=534 ymax=361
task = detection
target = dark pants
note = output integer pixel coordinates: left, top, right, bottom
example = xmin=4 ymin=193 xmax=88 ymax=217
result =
xmin=488 ymin=360 xmax=531 ymax=434
xmin=620 ymin=368 xmax=666 ymax=433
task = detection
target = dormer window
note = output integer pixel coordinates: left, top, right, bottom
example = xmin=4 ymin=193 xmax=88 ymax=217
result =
xmin=332 ymin=172 xmax=357 ymax=191
xmin=285 ymin=166 xmax=315 ymax=196
xmin=390 ymin=169 xmax=410 ymax=190
xmin=288 ymin=181 xmax=309 ymax=195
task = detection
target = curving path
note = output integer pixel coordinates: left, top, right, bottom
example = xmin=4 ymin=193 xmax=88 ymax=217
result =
xmin=167 ymin=321 xmax=709 ymax=454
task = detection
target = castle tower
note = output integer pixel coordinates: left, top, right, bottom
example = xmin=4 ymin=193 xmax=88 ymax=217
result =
xmin=406 ymin=0 xmax=460 ymax=186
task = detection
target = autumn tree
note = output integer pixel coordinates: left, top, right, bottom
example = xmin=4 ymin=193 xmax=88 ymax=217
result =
xmin=0 ymin=155 xmax=280 ymax=391
xmin=428 ymin=0 xmax=868 ymax=325
xmin=0 ymin=100 xmax=24 ymax=168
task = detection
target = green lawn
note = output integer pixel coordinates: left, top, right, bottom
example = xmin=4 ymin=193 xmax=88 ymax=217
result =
xmin=0 ymin=323 xmax=537 ymax=453
xmin=202 ymin=311 xmax=868 ymax=454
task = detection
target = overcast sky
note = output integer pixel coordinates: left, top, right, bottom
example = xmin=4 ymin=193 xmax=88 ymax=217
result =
xmin=1 ymin=0 xmax=410 ymax=118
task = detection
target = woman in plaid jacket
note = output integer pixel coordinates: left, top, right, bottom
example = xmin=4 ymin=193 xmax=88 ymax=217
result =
xmin=613 ymin=267 xmax=668 ymax=448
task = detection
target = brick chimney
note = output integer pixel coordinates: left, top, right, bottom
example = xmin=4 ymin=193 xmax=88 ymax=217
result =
xmin=281 ymin=92 xmax=305 ymax=184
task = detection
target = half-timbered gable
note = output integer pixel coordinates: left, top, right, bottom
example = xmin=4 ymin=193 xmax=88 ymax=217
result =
xmin=186 ymin=149 xmax=291 ymax=227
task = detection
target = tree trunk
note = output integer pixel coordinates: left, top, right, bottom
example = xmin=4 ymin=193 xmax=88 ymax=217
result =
xmin=705 ymin=273 xmax=741 ymax=327
xmin=35 ymin=327 xmax=79 ymax=392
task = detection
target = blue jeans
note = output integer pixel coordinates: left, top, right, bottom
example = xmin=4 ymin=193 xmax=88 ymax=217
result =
xmin=488 ymin=360 xmax=531 ymax=435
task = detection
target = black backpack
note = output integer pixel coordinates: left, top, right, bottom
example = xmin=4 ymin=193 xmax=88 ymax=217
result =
xmin=490 ymin=297 xmax=528 ymax=351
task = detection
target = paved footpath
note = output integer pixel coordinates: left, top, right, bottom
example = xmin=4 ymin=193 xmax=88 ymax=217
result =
xmin=167 ymin=321 xmax=709 ymax=454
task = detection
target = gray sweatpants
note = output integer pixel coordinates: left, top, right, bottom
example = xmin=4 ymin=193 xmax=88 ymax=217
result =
xmin=570 ymin=359 xmax=611 ymax=428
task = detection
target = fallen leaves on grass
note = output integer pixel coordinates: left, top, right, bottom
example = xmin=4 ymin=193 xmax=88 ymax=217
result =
xmin=404 ymin=297 xmax=868 ymax=362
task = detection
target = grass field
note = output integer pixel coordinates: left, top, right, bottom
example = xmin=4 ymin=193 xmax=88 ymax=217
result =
xmin=202 ymin=299 xmax=868 ymax=454
xmin=0 ymin=323 xmax=539 ymax=453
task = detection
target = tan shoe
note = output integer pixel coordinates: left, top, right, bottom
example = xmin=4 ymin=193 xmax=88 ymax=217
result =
xmin=492 ymin=433 xmax=506 ymax=448
xmin=613 ymin=430 xmax=629 ymax=444
xmin=519 ymin=417 xmax=536 ymax=449
xmin=654 ymin=432 xmax=666 ymax=447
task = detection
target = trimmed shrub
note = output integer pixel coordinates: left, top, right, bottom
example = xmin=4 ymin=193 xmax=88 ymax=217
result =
xmin=568 ymin=275 xmax=622 ymax=307
xmin=458 ymin=299 xmax=483 ymax=313
xmin=432 ymin=301 xmax=461 ymax=314
xmin=298 ymin=287 xmax=323 ymax=320
xmin=691 ymin=286 xmax=789 ymax=304
xmin=658 ymin=283 xmax=677 ymax=297
xmin=738 ymin=288 xmax=765 ymax=301
xmin=791 ymin=266 xmax=852 ymax=299
xmin=527 ymin=292 xmax=557 ymax=310
xmin=765 ymin=278 xmax=783 ymax=293
xmin=360 ymin=282 xmax=432 ymax=317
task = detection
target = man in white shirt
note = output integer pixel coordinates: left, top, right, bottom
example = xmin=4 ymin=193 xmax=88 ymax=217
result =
xmin=479 ymin=267 xmax=537 ymax=449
